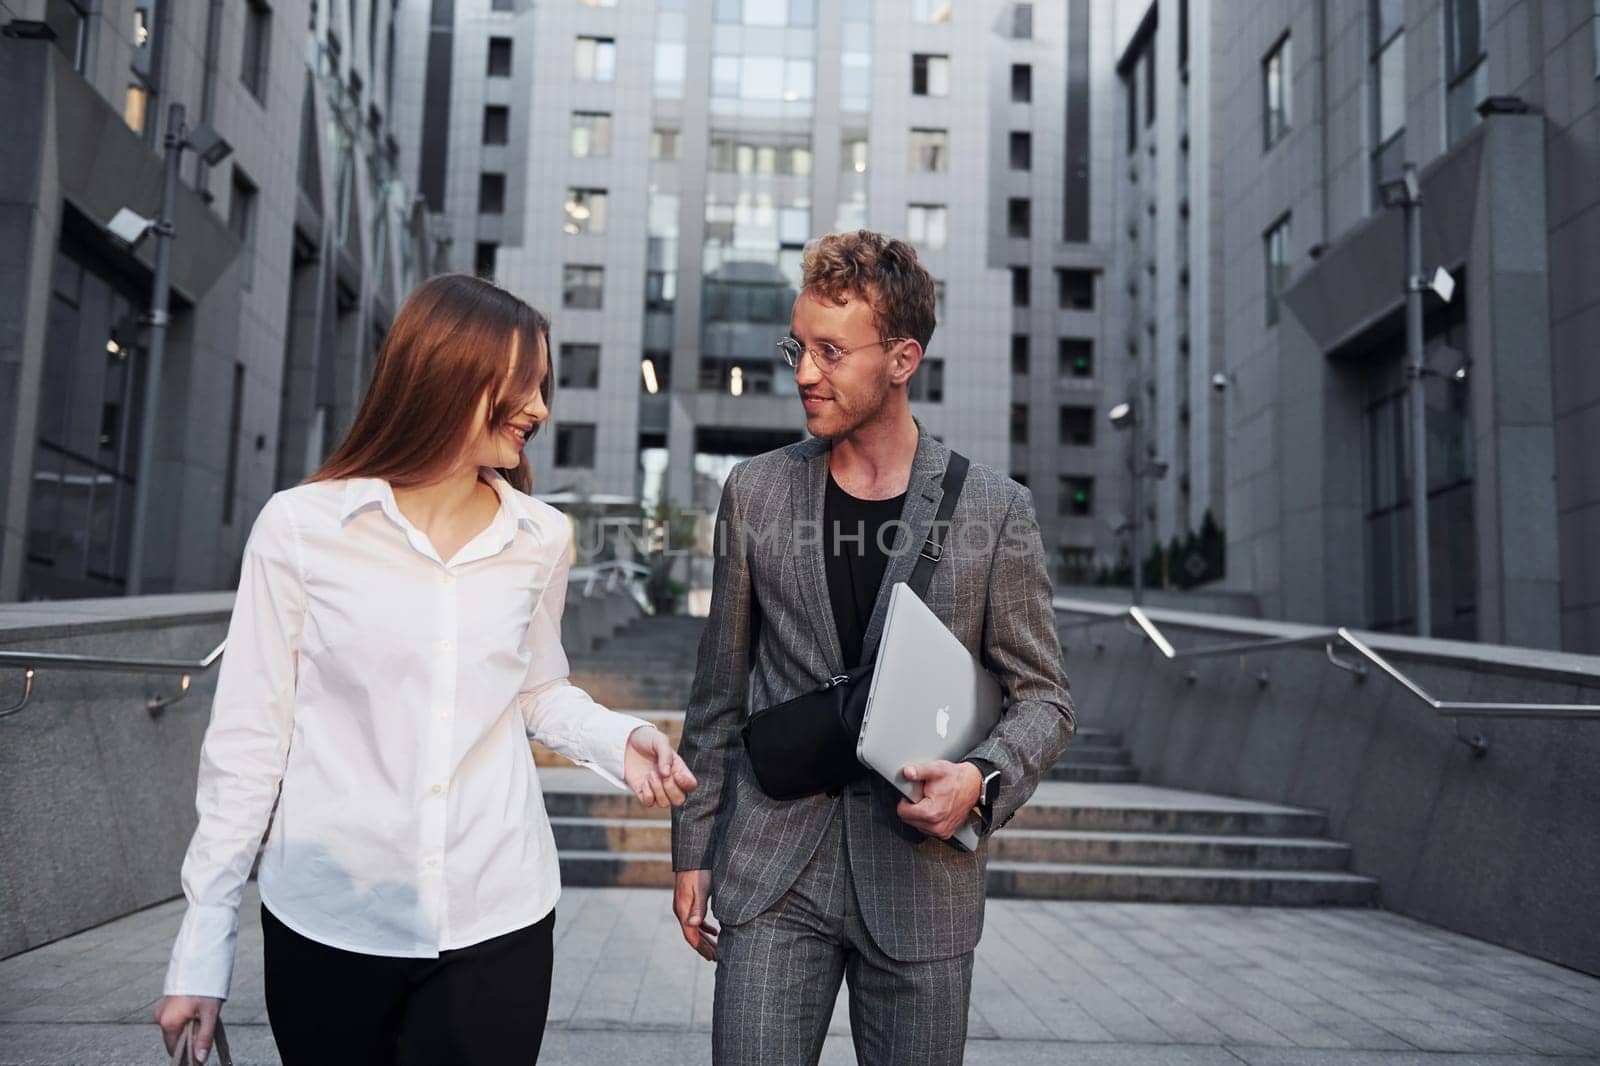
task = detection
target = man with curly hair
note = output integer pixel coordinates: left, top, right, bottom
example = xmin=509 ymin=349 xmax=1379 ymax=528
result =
xmin=672 ymin=229 xmax=1076 ymax=1065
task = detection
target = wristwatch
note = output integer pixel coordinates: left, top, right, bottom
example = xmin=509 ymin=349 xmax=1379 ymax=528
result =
xmin=965 ymin=759 xmax=1002 ymax=832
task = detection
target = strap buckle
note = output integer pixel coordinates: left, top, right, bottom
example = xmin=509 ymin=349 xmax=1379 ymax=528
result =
xmin=919 ymin=539 xmax=943 ymax=563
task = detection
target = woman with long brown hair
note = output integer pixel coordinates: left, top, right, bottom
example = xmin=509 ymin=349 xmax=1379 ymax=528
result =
xmin=154 ymin=274 xmax=695 ymax=1063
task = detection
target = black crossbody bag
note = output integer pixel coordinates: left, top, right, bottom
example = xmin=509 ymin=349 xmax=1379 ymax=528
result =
xmin=740 ymin=453 xmax=970 ymax=801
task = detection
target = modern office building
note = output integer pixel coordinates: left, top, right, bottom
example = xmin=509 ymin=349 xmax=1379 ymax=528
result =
xmin=0 ymin=0 xmax=431 ymax=601
xmin=1117 ymin=0 xmax=1599 ymax=651
xmin=395 ymin=0 xmax=1126 ymax=581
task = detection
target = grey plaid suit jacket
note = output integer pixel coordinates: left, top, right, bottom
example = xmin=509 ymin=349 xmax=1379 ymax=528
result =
xmin=670 ymin=420 xmax=1076 ymax=962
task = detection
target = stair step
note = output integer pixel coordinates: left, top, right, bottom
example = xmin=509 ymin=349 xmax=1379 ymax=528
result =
xmin=1052 ymin=746 xmax=1133 ymax=766
xmin=986 ymin=861 xmax=1378 ymax=906
xmin=1045 ymin=764 xmax=1141 ymax=783
xmin=1066 ymin=728 xmax=1124 ymax=749
xmin=552 ymin=817 xmax=672 ymax=852
xmin=559 ymin=850 xmax=676 ymax=888
xmin=989 ymin=830 xmax=1352 ymax=870
xmin=551 ymin=820 xmax=1350 ymax=872
xmin=555 ymin=851 xmax=1377 ymax=905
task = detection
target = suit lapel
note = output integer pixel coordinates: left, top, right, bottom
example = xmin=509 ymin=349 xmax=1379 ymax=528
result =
xmin=860 ymin=422 xmax=950 ymax=662
xmin=790 ymin=437 xmax=846 ymax=676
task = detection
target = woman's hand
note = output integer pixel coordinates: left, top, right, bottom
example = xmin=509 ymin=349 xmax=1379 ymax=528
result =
xmin=155 ymin=995 xmax=223 ymax=1061
xmin=623 ymin=725 xmax=697 ymax=807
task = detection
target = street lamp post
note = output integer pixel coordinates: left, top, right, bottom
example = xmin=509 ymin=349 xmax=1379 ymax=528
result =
xmin=1108 ymin=399 xmax=1165 ymax=607
xmin=123 ymin=103 xmax=230 ymax=595
xmin=1378 ymin=162 xmax=1452 ymax=637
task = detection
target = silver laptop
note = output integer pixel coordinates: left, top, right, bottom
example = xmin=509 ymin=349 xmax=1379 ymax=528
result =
xmin=856 ymin=581 xmax=1003 ymax=852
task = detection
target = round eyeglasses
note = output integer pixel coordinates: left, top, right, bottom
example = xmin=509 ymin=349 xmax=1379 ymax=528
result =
xmin=776 ymin=336 xmax=907 ymax=371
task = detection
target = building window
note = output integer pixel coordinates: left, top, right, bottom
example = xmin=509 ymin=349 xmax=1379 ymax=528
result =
xmin=912 ymin=53 xmax=950 ymax=97
xmin=563 ymin=188 xmax=607 ymax=236
xmin=1011 ymin=266 xmax=1030 ymax=307
xmin=1064 ymin=0 xmax=1091 ymax=242
xmin=1057 ymin=269 xmax=1095 ymax=310
xmin=1009 ymin=131 xmax=1032 ymax=171
xmin=563 ymin=265 xmax=604 ymax=309
xmin=651 ymin=127 xmax=680 ymax=160
xmin=1122 ymin=70 xmax=1137 ymax=153
xmin=223 ymin=363 xmax=245 ymax=525
xmin=492 ymin=0 xmax=516 ymax=10
xmin=570 ymin=111 xmax=611 ymax=157
xmin=242 ymin=0 xmax=271 ymax=102
xmin=1264 ymin=214 xmax=1291 ymax=326
xmin=557 ymin=343 xmax=601 ymax=389
xmin=908 ymin=358 xmax=945 ymax=403
xmin=1262 ymin=33 xmax=1291 ymax=149
xmin=913 ymin=0 xmax=952 ymax=22
xmin=483 ymin=105 xmax=510 ymax=146
xmin=555 ymin=423 xmax=597 ymax=468
xmin=1007 ymin=198 xmax=1031 ymax=239
xmin=641 ymin=351 xmax=670 ymax=393
xmin=1445 ymin=0 xmax=1486 ymax=145
xmin=907 ymin=204 xmax=948 ymax=250
xmin=43 ymin=0 xmax=89 ymax=72
xmin=1059 ymin=338 xmax=1093 ymax=378
xmin=487 ymin=37 xmax=512 ymax=77
xmin=1010 ymin=403 xmax=1029 ymax=444
xmin=909 ymin=128 xmax=948 ymax=173
xmin=1144 ymin=50 xmax=1156 ymax=127
xmin=1370 ymin=0 xmax=1405 ymax=206
xmin=1059 ymin=405 xmax=1094 ymax=447
xmin=1060 ymin=476 xmax=1093 ymax=516
xmin=1011 ymin=334 xmax=1029 ymax=375
xmin=1011 ymin=63 xmax=1032 ymax=103
xmin=479 ymin=172 xmax=506 ymax=214
xmin=124 ymin=84 xmax=149 ymax=134
xmin=474 ymin=241 xmax=498 ymax=277
xmin=646 ymin=270 xmax=675 ymax=312
xmin=574 ymin=36 xmax=616 ymax=81
xmin=228 ymin=169 xmax=258 ymax=290
xmin=1012 ymin=2 xmax=1033 ymax=40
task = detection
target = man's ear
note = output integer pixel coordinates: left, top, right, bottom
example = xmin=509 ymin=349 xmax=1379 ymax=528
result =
xmin=890 ymin=340 xmax=925 ymax=386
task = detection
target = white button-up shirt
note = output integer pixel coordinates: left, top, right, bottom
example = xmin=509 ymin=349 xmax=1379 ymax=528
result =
xmin=164 ymin=468 xmax=644 ymax=999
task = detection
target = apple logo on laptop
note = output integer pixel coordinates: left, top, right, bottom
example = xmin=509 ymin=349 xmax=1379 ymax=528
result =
xmin=935 ymin=706 xmax=950 ymax=739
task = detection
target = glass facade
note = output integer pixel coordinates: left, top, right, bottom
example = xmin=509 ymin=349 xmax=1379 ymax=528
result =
xmin=25 ymin=226 xmax=149 ymax=600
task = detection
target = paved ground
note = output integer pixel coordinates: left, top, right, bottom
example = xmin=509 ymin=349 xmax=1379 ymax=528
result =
xmin=2 ymin=885 xmax=1598 ymax=1065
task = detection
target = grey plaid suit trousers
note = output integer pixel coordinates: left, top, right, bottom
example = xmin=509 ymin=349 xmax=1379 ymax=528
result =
xmin=712 ymin=793 xmax=974 ymax=1066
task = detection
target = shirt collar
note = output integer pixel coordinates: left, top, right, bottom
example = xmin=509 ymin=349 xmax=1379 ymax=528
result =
xmin=339 ymin=468 xmax=542 ymax=563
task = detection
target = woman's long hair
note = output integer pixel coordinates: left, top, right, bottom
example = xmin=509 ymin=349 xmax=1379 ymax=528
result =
xmin=308 ymin=274 xmax=551 ymax=494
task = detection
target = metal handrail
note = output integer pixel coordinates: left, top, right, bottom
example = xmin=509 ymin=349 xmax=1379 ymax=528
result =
xmin=1053 ymin=601 xmax=1600 ymax=754
xmin=0 ymin=640 xmax=227 ymax=720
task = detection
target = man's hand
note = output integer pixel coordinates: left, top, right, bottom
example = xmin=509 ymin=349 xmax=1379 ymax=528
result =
xmin=896 ymin=760 xmax=983 ymax=839
xmin=155 ymin=995 xmax=222 ymax=1061
xmin=673 ymin=869 xmax=719 ymax=962
xmin=624 ymin=725 xmax=698 ymax=807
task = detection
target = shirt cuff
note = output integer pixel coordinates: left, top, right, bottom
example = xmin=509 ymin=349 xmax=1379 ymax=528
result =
xmin=580 ymin=711 xmax=648 ymax=792
xmin=163 ymin=902 xmax=238 ymax=1000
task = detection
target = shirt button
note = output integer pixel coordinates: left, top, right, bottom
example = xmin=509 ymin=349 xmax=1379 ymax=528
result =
xmin=431 ymin=784 xmax=443 ymax=795
xmin=425 ymin=857 xmax=439 ymax=869
xmin=438 ymin=640 xmax=452 ymax=651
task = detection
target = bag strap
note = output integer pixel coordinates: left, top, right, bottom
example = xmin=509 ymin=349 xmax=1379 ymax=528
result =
xmin=173 ymin=1018 xmax=233 ymax=1066
xmin=905 ymin=451 xmax=969 ymax=599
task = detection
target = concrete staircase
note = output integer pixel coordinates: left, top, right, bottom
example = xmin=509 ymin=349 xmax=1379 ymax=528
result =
xmin=541 ymin=616 xmax=1379 ymax=907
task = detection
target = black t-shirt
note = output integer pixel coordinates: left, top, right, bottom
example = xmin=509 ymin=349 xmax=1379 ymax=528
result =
xmin=822 ymin=471 xmax=908 ymax=669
